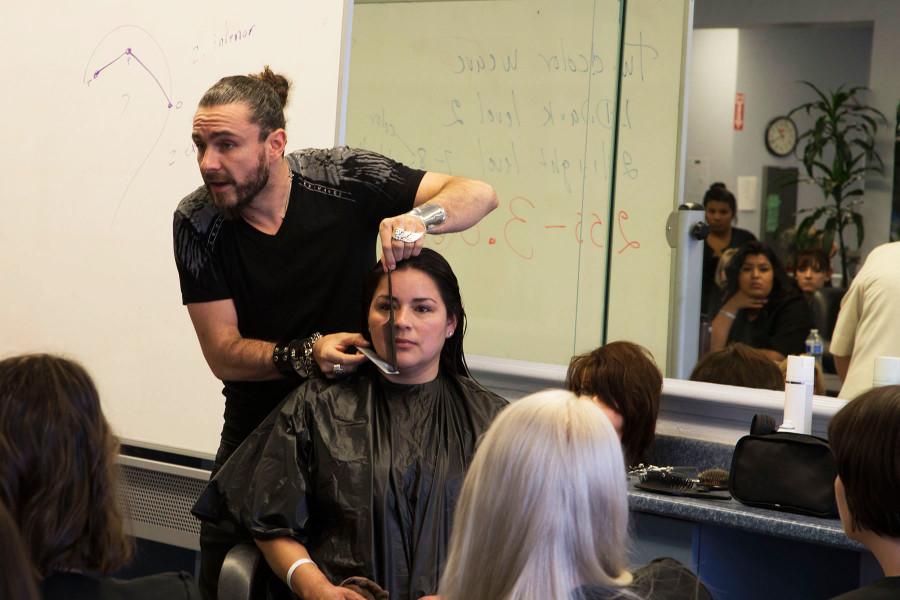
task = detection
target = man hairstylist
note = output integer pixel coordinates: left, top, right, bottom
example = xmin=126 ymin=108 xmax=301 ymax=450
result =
xmin=173 ymin=66 xmax=497 ymax=599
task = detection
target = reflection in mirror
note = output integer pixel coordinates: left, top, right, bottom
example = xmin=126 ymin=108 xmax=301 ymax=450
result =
xmin=680 ymin=2 xmax=889 ymax=397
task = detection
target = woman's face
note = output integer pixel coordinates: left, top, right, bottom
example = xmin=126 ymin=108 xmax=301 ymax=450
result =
xmin=705 ymin=200 xmax=734 ymax=235
xmin=795 ymin=264 xmax=830 ymax=294
xmin=738 ymin=253 xmax=774 ymax=299
xmin=368 ymin=268 xmax=456 ymax=385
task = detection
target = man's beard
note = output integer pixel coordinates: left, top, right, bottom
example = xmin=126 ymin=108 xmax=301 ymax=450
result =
xmin=206 ymin=151 xmax=270 ymax=217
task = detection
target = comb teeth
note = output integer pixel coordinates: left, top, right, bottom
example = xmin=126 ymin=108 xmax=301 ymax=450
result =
xmin=638 ymin=470 xmax=696 ymax=491
xmin=698 ymin=468 xmax=729 ymax=490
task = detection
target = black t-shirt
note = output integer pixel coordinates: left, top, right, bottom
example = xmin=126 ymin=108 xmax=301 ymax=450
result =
xmin=727 ymin=291 xmax=813 ymax=357
xmin=701 ymin=227 xmax=756 ymax=317
xmin=830 ymin=577 xmax=900 ymax=600
xmin=173 ymin=147 xmax=425 ymax=453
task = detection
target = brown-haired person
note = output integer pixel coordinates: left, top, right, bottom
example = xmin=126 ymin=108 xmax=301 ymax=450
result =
xmin=0 ymin=354 xmax=200 ymax=600
xmin=566 ymin=341 xmax=663 ymax=466
xmin=690 ymin=343 xmax=784 ymax=391
xmin=828 ymin=385 xmax=900 ymax=599
xmin=173 ymin=67 xmax=498 ymax=597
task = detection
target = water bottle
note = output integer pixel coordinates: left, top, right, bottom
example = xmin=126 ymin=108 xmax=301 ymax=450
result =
xmin=805 ymin=329 xmax=823 ymax=370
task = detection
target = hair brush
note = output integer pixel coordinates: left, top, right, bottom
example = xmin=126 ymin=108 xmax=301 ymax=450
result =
xmin=697 ymin=468 xmax=730 ymax=491
xmin=635 ymin=469 xmax=731 ymax=500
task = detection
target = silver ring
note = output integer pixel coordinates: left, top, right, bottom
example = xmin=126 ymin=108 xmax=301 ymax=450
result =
xmin=392 ymin=227 xmax=423 ymax=243
xmin=332 ymin=363 xmax=344 ymax=376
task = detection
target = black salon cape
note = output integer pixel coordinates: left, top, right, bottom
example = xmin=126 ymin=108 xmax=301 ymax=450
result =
xmin=192 ymin=367 xmax=507 ymax=600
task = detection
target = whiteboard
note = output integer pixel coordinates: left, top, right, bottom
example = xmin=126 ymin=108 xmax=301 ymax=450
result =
xmin=347 ymin=0 xmax=622 ymax=364
xmin=605 ymin=0 xmax=692 ymax=368
xmin=347 ymin=0 xmax=690 ymax=368
xmin=0 ymin=1 xmax=350 ymax=456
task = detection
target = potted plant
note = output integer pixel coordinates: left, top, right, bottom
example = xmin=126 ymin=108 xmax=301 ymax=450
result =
xmin=789 ymin=81 xmax=887 ymax=285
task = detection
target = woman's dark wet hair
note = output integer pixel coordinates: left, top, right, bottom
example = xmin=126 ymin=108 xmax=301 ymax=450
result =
xmin=362 ymin=249 xmax=469 ymax=378
xmin=723 ymin=240 xmax=796 ymax=303
xmin=703 ymin=182 xmax=736 ymax=215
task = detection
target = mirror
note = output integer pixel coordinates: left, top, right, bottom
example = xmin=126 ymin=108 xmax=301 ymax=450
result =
xmin=683 ymin=0 xmax=891 ymax=395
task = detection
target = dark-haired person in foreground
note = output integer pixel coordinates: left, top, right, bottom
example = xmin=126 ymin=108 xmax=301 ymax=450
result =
xmin=710 ymin=241 xmax=812 ymax=362
xmin=566 ymin=341 xmax=663 ymax=466
xmin=173 ymin=66 xmax=497 ymax=597
xmin=828 ymin=385 xmax=900 ymax=599
xmin=0 ymin=354 xmax=199 ymax=600
xmin=193 ymin=249 xmax=507 ymax=600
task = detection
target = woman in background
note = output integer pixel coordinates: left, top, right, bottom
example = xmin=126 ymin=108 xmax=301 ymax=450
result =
xmin=438 ymin=390 xmax=711 ymax=600
xmin=566 ymin=341 xmax=662 ymax=466
xmin=0 ymin=354 xmax=199 ymax=600
xmin=701 ymin=182 xmax=756 ymax=317
xmin=792 ymin=247 xmax=833 ymax=297
xmin=710 ymin=241 xmax=812 ymax=362
xmin=193 ymin=249 xmax=506 ymax=600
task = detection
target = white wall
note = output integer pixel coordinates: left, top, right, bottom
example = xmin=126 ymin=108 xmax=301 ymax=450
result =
xmin=688 ymin=24 xmax=873 ymax=242
xmin=686 ymin=29 xmax=738 ymax=204
xmin=694 ymin=0 xmax=900 ymax=258
xmin=732 ymin=25 xmax=873 ymax=239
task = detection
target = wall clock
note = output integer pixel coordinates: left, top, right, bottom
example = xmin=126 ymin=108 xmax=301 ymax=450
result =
xmin=765 ymin=116 xmax=798 ymax=157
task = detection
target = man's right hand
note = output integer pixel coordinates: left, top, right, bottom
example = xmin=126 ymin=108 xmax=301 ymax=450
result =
xmin=313 ymin=332 xmax=369 ymax=378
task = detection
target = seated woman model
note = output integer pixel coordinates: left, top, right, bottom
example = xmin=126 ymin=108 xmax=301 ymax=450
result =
xmin=566 ymin=341 xmax=662 ymax=466
xmin=710 ymin=241 xmax=813 ymax=362
xmin=701 ymin=182 xmax=756 ymax=317
xmin=193 ymin=249 xmax=507 ymax=600
xmin=828 ymin=385 xmax=900 ymax=599
xmin=438 ymin=390 xmax=712 ymax=600
xmin=0 ymin=354 xmax=199 ymax=600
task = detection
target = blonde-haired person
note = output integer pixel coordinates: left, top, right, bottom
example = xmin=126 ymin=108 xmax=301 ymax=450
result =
xmin=437 ymin=390 xmax=712 ymax=600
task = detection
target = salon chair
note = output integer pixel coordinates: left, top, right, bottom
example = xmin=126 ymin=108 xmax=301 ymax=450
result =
xmin=218 ymin=543 xmax=269 ymax=600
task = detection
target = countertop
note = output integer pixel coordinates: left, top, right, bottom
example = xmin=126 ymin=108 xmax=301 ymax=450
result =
xmin=632 ymin=434 xmax=865 ymax=552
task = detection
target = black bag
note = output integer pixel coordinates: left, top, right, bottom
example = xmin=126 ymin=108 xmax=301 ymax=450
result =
xmin=728 ymin=414 xmax=838 ymax=518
